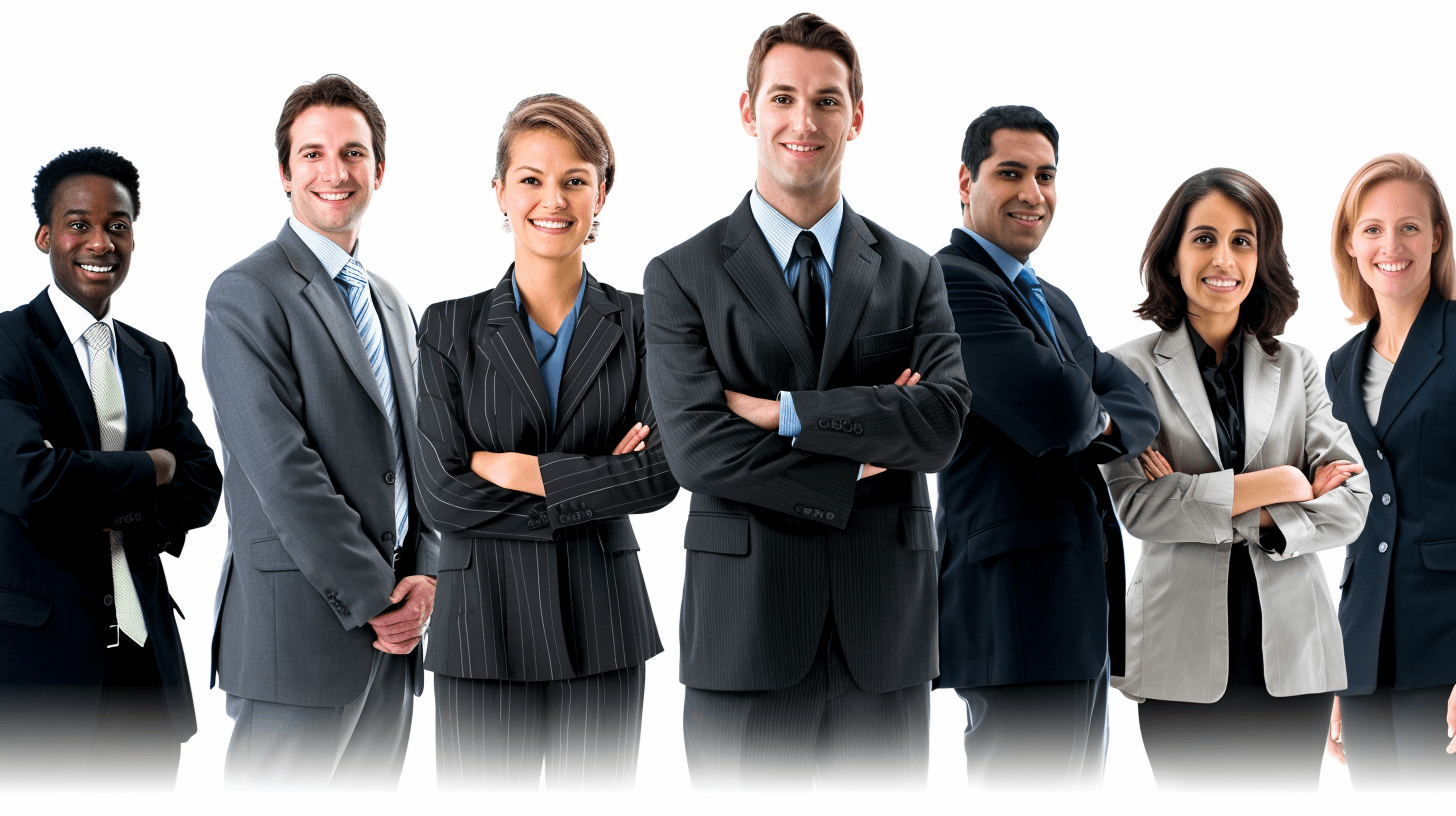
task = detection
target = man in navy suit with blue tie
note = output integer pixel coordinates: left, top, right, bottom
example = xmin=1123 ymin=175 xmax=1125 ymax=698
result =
xmin=933 ymin=106 xmax=1159 ymax=788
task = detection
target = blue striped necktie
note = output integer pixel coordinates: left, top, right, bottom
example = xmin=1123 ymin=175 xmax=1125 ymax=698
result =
xmin=1013 ymin=267 xmax=1058 ymax=344
xmin=335 ymin=259 xmax=409 ymax=554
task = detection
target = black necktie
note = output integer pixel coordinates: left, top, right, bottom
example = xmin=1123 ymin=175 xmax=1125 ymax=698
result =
xmin=793 ymin=230 xmax=826 ymax=363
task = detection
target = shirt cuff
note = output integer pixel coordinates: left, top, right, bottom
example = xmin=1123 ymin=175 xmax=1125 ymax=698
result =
xmin=778 ymin=391 xmax=802 ymax=437
xmin=857 ymin=464 xmax=865 ymax=481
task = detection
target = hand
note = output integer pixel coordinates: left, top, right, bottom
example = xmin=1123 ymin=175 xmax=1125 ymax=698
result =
xmin=1310 ymin=460 xmax=1363 ymax=500
xmin=613 ymin=422 xmax=649 ymax=454
xmin=469 ymin=451 xmax=545 ymax=496
xmin=1447 ymin=683 xmax=1456 ymax=754
xmin=1327 ymin=696 xmax=1345 ymax=765
xmin=147 ymin=448 xmax=176 ymax=486
xmin=368 ymin=575 xmax=437 ymax=654
xmin=1139 ymin=448 xmax=1173 ymax=481
xmin=861 ymin=464 xmax=886 ymax=479
xmin=724 ymin=390 xmax=780 ymax=431
xmin=891 ymin=369 xmax=922 ymax=387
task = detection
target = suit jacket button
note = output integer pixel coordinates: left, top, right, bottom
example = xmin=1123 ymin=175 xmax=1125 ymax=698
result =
xmin=1379 ymin=542 xmax=1389 ymax=553
xmin=584 ymin=510 xmax=593 ymax=519
xmin=1382 ymin=494 xmax=1391 ymax=506
xmin=826 ymin=512 xmax=835 ymax=521
xmin=1377 ymin=450 xmax=1384 ymax=460
xmin=819 ymin=419 xmax=829 ymax=429
xmin=853 ymin=424 xmax=862 ymax=435
xmin=382 ymin=531 xmax=395 ymax=545
xmin=103 ymin=594 xmax=113 ymax=607
xmin=384 ymin=471 xmax=396 ymax=484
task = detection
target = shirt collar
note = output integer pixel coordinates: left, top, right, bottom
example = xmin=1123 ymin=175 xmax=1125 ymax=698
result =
xmin=46 ymin=284 xmax=115 ymax=346
xmin=749 ymin=187 xmax=843 ymax=272
xmin=959 ymin=227 xmax=1033 ymax=285
xmin=511 ymin=267 xmax=589 ymax=327
xmin=1186 ymin=322 xmax=1241 ymax=371
xmin=289 ymin=216 xmax=360 ymax=281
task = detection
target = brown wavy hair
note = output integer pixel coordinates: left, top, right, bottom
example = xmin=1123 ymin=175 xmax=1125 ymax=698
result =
xmin=1135 ymin=168 xmax=1299 ymax=356
xmin=746 ymin=13 xmax=862 ymax=109
xmin=492 ymin=93 xmax=614 ymax=196
xmin=275 ymin=74 xmax=386 ymax=192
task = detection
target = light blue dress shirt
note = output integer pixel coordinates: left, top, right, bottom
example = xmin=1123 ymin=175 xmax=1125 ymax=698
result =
xmin=512 ymin=269 xmax=588 ymax=429
xmin=959 ymin=226 xmax=1058 ymax=347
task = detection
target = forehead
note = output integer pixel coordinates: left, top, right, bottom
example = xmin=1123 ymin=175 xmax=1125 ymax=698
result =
xmin=1187 ymin=191 xmax=1255 ymax=228
xmin=1359 ymin=178 xmax=1432 ymax=218
xmin=984 ymin=128 xmax=1056 ymax=165
xmin=507 ymin=128 xmax=590 ymax=170
xmin=757 ymin=44 xmax=850 ymax=94
xmin=290 ymin=104 xmax=372 ymax=144
xmin=51 ymin=174 xmax=134 ymax=217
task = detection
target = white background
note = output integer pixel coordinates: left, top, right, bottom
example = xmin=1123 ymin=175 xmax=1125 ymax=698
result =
xmin=2 ymin=0 xmax=1451 ymax=812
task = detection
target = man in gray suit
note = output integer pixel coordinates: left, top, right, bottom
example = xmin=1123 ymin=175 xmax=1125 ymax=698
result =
xmin=202 ymin=74 xmax=435 ymax=787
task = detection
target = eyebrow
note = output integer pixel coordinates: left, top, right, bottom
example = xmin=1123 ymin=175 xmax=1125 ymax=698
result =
xmin=766 ymin=83 xmax=845 ymax=96
xmin=517 ymin=165 xmax=591 ymax=175
xmin=296 ymin=141 xmax=369 ymax=153
xmin=60 ymin=208 xmax=132 ymax=218
xmin=1189 ymin=224 xmax=1256 ymax=236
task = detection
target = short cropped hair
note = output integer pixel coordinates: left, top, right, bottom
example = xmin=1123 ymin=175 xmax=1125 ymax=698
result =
xmin=746 ymin=13 xmax=863 ymax=109
xmin=1330 ymin=153 xmax=1455 ymax=324
xmin=961 ymin=105 xmax=1059 ymax=181
xmin=492 ymin=94 xmax=615 ymax=195
xmin=32 ymin=147 xmax=140 ymax=225
xmin=275 ymin=74 xmax=386 ymax=184
xmin=1136 ymin=168 xmax=1299 ymax=357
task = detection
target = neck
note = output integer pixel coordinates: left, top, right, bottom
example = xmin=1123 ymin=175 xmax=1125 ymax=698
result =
xmin=513 ymin=250 xmax=583 ymax=334
xmin=1372 ymin=280 xmax=1430 ymax=360
xmin=293 ymin=211 xmax=360 ymax=255
xmin=1188 ymin=309 xmax=1240 ymax=363
xmin=756 ymin=172 xmax=840 ymax=230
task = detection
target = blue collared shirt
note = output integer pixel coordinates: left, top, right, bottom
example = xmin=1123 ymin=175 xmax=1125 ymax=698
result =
xmin=512 ymin=269 xmax=587 ymax=429
xmin=959 ymin=226 xmax=1058 ymax=347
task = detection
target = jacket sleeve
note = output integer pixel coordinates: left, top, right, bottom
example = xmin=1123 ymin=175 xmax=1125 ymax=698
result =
xmin=145 ymin=339 xmax=222 ymax=557
xmin=536 ymin=297 xmax=678 ymax=531
xmin=202 ymin=270 xmax=396 ymax=630
xmin=644 ymin=255 xmax=861 ymax=530
xmin=1102 ymin=458 xmax=1240 ymax=545
xmin=413 ymin=301 xmax=553 ymax=542
xmin=784 ymin=256 xmax=971 ymax=473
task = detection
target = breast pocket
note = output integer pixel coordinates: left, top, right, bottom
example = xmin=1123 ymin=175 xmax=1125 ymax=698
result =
xmin=854 ymin=325 xmax=914 ymax=383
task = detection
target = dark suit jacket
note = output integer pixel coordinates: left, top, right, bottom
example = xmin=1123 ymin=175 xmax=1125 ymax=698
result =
xmin=203 ymin=222 xmax=433 ymax=707
xmin=415 ymin=270 xmax=677 ymax=681
xmin=644 ymin=195 xmax=971 ymax=694
xmin=934 ymin=230 xmax=1158 ymax=688
xmin=1327 ymin=290 xmax=1456 ymax=694
xmin=0 ymin=289 xmax=221 ymax=740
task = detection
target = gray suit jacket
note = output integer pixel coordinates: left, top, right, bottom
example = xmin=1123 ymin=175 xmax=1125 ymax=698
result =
xmin=203 ymin=222 xmax=435 ymax=707
xmin=1102 ymin=327 xmax=1369 ymax=703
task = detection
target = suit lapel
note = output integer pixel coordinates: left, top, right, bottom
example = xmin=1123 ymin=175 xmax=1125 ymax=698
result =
xmin=1240 ymin=332 xmax=1281 ymax=469
xmin=1375 ymin=291 xmax=1445 ymax=439
xmin=279 ymin=224 xmax=391 ymax=420
xmin=1334 ymin=321 xmax=1381 ymax=450
xmin=114 ymin=323 xmax=153 ymax=451
xmin=373 ymin=278 xmax=418 ymax=458
xmin=818 ymin=203 xmax=880 ymax=390
xmin=1153 ymin=326 xmax=1222 ymax=465
xmin=947 ymin=230 xmax=1064 ymax=359
xmin=30 ymin=291 xmax=102 ymax=449
xmin=553 ymin=273 xmax=623 ymax=438
xmin=721 ymin=195 xmax=820 ymax=387
xmin=479 ymin=270 xmax=553 ymax=436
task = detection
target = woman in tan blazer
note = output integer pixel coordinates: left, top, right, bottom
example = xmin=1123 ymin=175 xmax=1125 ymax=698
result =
xmin=1102 ymin=168 xmax=1371 ymax=789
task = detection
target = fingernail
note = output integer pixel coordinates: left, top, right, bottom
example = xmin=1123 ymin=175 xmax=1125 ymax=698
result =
xmin=1449 ymin=726 xmax=1453 ymax=739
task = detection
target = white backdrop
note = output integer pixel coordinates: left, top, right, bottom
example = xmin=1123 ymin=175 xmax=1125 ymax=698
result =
xmin=2 ymin=0 xmax=1451 ymax=812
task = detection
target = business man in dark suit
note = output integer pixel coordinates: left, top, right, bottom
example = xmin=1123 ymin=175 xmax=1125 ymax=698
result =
xmin=934 ymin=106 xmax=1158 ymax=788
xmin=644 ymin=14 xmax=971 ymax=789
xmin=0 ymin=148 xmax=221 ymax=787
xmin=202 ymin=75 xmax=435 ymax=787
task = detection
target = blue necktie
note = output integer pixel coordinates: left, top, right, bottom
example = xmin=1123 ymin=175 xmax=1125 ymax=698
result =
xmin=335 ymin=259 xmax=409 ymax=554
xmin=1013 ymin=268 xmax=1058 ymax=345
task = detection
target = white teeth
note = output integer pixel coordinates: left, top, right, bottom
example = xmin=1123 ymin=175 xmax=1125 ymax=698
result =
xmin=317 ymin=192 xmax=350 ymax=201
xmin=1376 ymin=261 xmax=1411 ymax=273
xmin=79 ymin=264 xmax=114 ymax=273
xmin=531 ymin=219 xmax=571 ymax=229
xmin=784 ymin=144 xmax=819 ymax=152
xmin=1203 ymin=277 xmax=1239 ymax=290
xmin=1011 ymin=214 xmax=1041 ymax=222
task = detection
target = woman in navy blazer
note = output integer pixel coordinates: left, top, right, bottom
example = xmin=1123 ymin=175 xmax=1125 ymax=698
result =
xmin=1325 ymin=153 xmax=1456 ymax=787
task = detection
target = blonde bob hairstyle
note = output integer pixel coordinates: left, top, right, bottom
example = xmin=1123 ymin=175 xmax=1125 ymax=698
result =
xmin=1331 ymin=153 xmax=1455 ymax=324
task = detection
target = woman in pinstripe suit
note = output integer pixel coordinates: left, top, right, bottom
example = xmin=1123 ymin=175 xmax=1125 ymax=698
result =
xmin=414 ymin=94 xmax=678 ymax=789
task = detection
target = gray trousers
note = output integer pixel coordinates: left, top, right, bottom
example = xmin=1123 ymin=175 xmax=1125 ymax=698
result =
xmin=224 ymin=650 xmax=413 ymax=788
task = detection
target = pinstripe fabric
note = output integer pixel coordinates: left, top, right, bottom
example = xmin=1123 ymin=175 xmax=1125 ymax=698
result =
xmin=434 ymin=664 xmax=644 ymax=789
xmin=416 ymin=269 xmax=675 ymax=682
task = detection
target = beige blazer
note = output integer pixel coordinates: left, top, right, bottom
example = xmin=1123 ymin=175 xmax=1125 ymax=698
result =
xmin=1102 ymin=327 xmax=1370 ymax=703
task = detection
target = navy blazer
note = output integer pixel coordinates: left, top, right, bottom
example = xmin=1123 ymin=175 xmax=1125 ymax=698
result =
xmin=1326 ymin=290 xmax=1456 ymax=695
xmin=934 ymin=230 xmax=1158 ymax=688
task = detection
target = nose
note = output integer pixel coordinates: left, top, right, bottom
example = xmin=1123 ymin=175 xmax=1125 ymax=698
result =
xmin=320 ymin=153 xmax=347 ymax=184
xmin=543 ymin=183 xmax=567 ymax=210
xmin=1017 ymin=178 xmax=1043 ymax=206
xmin=1380 ymin=230 xmax=1400 ymax=254
xmin=85 ymin=225 xmax=115 ymax=255
xmin=1212 ymin=240 xmax=1235 ymax=270
xmin=792 ymin=100 xmax=818 ymax=135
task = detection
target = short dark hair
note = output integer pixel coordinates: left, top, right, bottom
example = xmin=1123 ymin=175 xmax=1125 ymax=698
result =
xmin=961 ymin=105 xmax=1059 ymax=181
xmin=32 ymin=147 xmax=140 ymax=225
xmin=275 ymin=74 xmax=386 ymax=188
xmin=493 ymin=94 xmax=615 ymax=195
xmin=1136 ymin=167 xmax=1299 ymax=356
xmin=746 ymin=13 xmax=863 ymax=109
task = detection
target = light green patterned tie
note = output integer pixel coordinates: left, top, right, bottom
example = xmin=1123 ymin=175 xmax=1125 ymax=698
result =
xmin=83 ymin=322 xmax=148 ymax=647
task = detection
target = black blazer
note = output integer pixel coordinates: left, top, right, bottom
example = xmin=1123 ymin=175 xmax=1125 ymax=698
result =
xmin=415 ymin=270 xmax=677 ymax=682
xmin=1326 ymin=291 xmax=1456 ymax=694
xmin=934 ymin=230 xmax=1158 ymax=688
xmin=644 ymin=195 xmax=971 ymax=694
xmin=0 ymin=290 xmax=221 ymax=740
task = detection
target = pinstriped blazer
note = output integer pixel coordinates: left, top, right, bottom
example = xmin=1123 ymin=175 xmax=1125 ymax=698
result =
xmin=416 ymin=269 xmax=677 ymax=682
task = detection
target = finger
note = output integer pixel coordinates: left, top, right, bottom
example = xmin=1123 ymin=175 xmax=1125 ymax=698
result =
xmin=892 ymin=369 xmax=912 ymax=387
xmin=633 ymin=441 xmax=645 ymax=452
xmin=1446 ymin=685 xmax=1456 ymax=753
xmin=907 ymin=372 xmax=922 ymax=387
xmin=374 ymin=618 xmax=426 ymax=635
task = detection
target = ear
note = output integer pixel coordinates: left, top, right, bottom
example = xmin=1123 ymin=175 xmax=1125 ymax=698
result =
xmin=595 ymin=180 xmax=608 ymax=216
xmin=373 ymin=160 xmax=386 ymax=190
xmin=278 ymin=162 xmax=292 ymax=195
xmin=739 ymin=90 xmax=757 ymax=137
xmin=1434 ymin=222 xmax=1444 ymax=254
xmin=34 ymin=223 xmax=51 ymax=254
xmin=958 ymin=163 xmax=972 ymax=206
xmin=845 ymin=97 xmax=865 ymax=142
xmin=493 ymin=177 xmax=507 ymax=214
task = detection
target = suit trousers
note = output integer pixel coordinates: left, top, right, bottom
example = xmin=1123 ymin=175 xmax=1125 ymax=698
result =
xmin=955 ymin=658 xmax=1109 ymax=789
xmin=434 ymin=663 xmax=645 ymax=789
xmin=683 ymin=619 xmax=930 ymax=789
xmin=224 ymin=649 xmax=412 ymax=788
xmin=1138 ymin=684 xmax=1331 ymax=790
xmin=0 ymin=637 xmax=178 ymax=788
xmin=1342 ymin=684 xmax=1456 ymax=789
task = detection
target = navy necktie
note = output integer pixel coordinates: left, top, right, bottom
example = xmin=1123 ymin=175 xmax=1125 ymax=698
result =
xmin=1013 ymin=268 xmax=1058 ymax=345
xmin=793 ymin=230 xmax=825 ymax=363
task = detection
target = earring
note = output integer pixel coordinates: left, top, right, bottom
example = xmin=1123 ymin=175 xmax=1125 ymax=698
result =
xmin=584 ymin=219 xmax=601 ymax=245
xmin=500 ymin=213 xmax=511 ymax=233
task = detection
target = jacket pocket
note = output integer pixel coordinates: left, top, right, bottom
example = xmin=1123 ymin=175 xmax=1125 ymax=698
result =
xmin=900 ymin=507 xmax=936 ymax=551
xmin=854 ymin=326 xmax=914 ymax=380
xmin=684 ymin=512 xmax=750 ymax=556
xmin=0 ymin=589 xmax=51 ymax=629
xmin=965 ymin=513 xmax=1082 ymax=563
xmin=1419 ymin=539 xmax=1456 ymax=571
xmin=250 ymin=538 xmax=300 ymax=571
xmin=437 ymin=539 xmax=474 ymax=571
xmin=1340 ymin=554 xmax=1355 ymax=589
xmin=595 ymin=517 xmax=640 ymax=553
